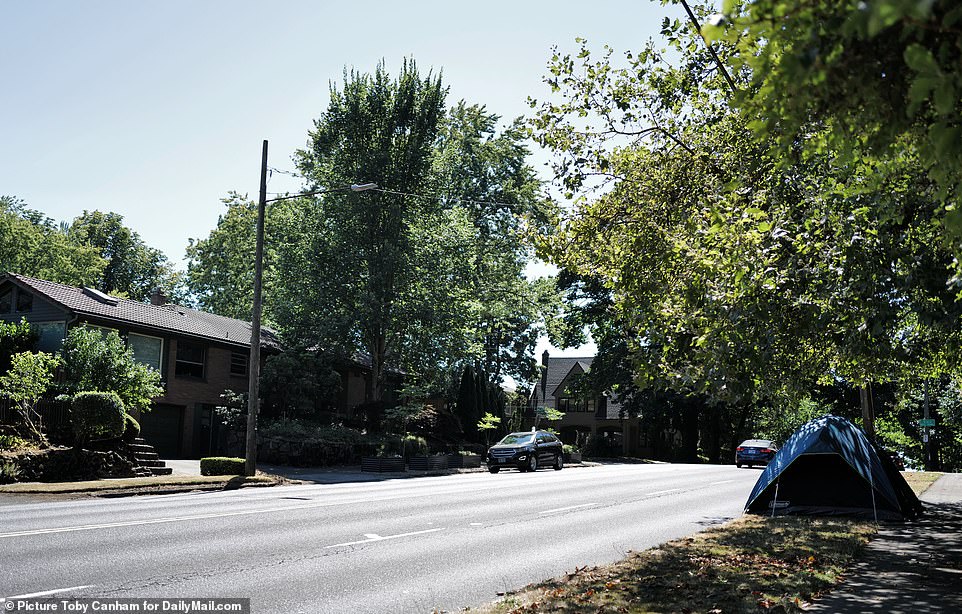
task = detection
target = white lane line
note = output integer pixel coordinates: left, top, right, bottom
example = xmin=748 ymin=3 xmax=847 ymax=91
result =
xmin=4 ymin=585 xmax=94 ymax=599
xmin=539 ymin=503 xmax=599 ymax=515
xmin=710 ymin=480 xmax=734 ymax=486
xmin=325 ymin=527 xmax=444 ymax=548
xmin=0 ymin=495 xmax=413 ymax=540
xmin=646 ymin=489 xmax=681 ymax=496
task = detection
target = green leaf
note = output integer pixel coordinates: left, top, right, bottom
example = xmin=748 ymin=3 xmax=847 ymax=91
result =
xmin=904 ymin=44 xmax=940 ymax=75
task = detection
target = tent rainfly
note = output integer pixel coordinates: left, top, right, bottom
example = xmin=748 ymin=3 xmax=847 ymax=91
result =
xmin=744 ymin=415 xmax=923 ymax=521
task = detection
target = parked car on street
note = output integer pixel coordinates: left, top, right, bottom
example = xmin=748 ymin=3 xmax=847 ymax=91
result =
xmin=486 ymin=430 xmax=563 ymax=473
xmin=735 ymin=439 xmax=778 ymax=468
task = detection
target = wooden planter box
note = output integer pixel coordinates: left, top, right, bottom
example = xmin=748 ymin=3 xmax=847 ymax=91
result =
xmin=407 ymin=455 xmax=449 ymax=471
xmin=361 ymin=456 xmax=406 ymax=472
xmin=564 ymin=451 xmax=582 ymax=463
xmin=446 ymin=453 xmax=481 ymax=469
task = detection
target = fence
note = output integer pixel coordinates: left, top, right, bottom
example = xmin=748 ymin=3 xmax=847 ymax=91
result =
xmin=0 ymin=397 xmax=72 ymax=429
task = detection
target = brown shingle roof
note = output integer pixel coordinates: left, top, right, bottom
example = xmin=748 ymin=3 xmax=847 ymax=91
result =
xmin=6 ymin=273 xmax=281 ymax=350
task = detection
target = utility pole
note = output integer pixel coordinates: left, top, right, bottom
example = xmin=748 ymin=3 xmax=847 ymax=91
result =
xmin=860 ymin=382 xmax=875 ymax=441
xmin=245 ymin=139 xmax=268 ymax=477
xmin=923 ymin=379 xmax=935 ymax=471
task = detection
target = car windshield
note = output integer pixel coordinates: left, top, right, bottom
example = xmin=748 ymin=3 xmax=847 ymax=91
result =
xmin=498 ymin=433 xmax=534 ymax=445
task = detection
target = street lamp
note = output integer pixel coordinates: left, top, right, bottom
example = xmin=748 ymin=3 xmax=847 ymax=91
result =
xmin=245 ymin=139 xmax=377 ymax=476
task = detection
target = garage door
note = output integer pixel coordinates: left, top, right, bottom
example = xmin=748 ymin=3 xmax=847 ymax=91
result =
xmin=139 ymin=403 xmax=184 ymax=458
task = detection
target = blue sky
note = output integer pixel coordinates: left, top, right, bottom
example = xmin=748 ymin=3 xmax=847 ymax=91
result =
xmin=2 ymin=0 xmax=686 ymax=357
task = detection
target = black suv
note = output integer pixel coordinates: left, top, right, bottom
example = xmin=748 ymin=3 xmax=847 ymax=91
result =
xmin=486 ymin=430 xmax=563 ymax=473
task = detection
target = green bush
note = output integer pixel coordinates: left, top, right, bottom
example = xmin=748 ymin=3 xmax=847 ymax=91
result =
xmin=0 ymin=434 xmax=32 ymax=452
xmin=400 ymin=435 xmax=428 ymax=457
xmin=122 ymin=414 xmax=141 ymax=442
xmin=200 ymin=457 xmax=245 ymax=476
xmin=71 ymin=391 xmax=126 ymax=444
xmin=0 ymin=460 xmax=21 ymax=484
xmin=563 ymin=444 xmax=580 ymax=454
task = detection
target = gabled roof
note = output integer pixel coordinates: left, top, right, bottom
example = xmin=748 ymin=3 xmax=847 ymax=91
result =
xmin=3 ymin=272 xmax=281 ymax=350
xmin=534 ymin=355 xmax=622 ymax=419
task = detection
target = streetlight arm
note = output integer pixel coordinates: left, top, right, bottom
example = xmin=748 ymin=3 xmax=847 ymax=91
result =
xmin=266 ymin=182 xmax=379 ymax=204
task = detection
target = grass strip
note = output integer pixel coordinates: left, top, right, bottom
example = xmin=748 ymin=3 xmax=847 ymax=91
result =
xmin=0 ymin=474 xmax=276 ymax=494
xmin=471 ymin=472 xmax=942 ymax=613
xmin=473 ymin=515 xmax=875 ymax=613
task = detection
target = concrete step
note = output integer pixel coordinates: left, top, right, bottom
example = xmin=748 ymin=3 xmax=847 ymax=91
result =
xmin=149 ymin=466 xmax=173 ymax=476
xmin=138 ymin=459 xmax=167 ymax=468
xmin=133 ymin=451 xmax=160 ymax=461
xmin=127 ymin=443 xmax=154 ymax=453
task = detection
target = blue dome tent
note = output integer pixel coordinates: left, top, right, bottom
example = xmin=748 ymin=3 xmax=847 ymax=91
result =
xmin=744 ymin=415 xmax=922 ymax=521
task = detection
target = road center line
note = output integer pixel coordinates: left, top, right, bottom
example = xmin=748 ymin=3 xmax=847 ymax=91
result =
xmin=710 ymin=480 xmax=734 ymax=485
xmin=4 ymin=585 xmax=94 ymax=600
xmin=325 ymin=527 xmax=444 ymax=548
xmin=645 ymin=489 xmax=681 ymax=496
xmin=539 ymin=503 xmax=599 ymax=515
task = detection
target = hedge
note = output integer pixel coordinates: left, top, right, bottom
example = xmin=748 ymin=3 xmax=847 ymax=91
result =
xmin=71 ymin=392 xmax=125 ymax=444
xmin=200 ymin=457 xmax=246 ymax=476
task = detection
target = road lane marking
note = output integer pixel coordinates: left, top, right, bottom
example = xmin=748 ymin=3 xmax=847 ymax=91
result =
xmin=539 ymin=503 xmax=599 ymax=515
xmin=4 ymin=585 xmax=94 ymax=599
xmin=710 ymin=480 xmax=734 ymax=486
xmin=0 ymin=496 xmax=415 ymax=540
xmin=325 ymin=528 xmax=444 ymax=548
xmin=645 ymin=489 xmax=681 ymax=496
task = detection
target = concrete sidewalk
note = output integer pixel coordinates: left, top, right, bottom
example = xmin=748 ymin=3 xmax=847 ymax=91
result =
xmin=805 ymin=473 xmax=962 ymax=613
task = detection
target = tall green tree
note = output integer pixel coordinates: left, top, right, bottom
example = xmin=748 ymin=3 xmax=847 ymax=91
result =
xmin=67 ymin=210 xmax=181 ymax=302
xmin=529 ymin=7 xmax=962 ymax=413
xmin=285 ymin=60 xmax=447 ymax=403
xmin=703 ymin=0 xmax=962 ymax=269
xmin=0 ymin=196 xmax=105 ymax=286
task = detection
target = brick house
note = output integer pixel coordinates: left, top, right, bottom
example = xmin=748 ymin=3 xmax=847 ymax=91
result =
xmin=0 ymin=272 xmax=282 ymax=458
xmin=529 ymin=350 xmax=643 ymax=455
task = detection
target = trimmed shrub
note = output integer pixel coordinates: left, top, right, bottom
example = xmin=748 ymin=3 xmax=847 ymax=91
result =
xmin=122 ymin=414 xmax=141 ymax=442
xmin=200 ymin=457 xmax=245 ymax=476
xmin=71 ymin=391 xmax=125 ymax=444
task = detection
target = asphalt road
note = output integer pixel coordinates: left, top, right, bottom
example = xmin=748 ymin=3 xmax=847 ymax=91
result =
xmin=0 ymin=463 xmax=761 ymax=613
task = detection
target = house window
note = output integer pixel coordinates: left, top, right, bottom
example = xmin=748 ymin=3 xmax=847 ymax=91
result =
xmin=230 ymin=351 xmax=248 ymax=376
xmin=175 ymin=341 xmax=206 ymax=379
xmin=586 ymin=399 xmax=596 ymax=414
xmin=0 ymin=289 xmax=11 ymax=313
xmin=557 ymin=398 xmax=571 ymax=412
xmin=129 ymin=333 xmax=163 ymax=371
xmin=15 ymin=291 xmax=33 ymax=312
xmin=34 ymin=321 xmax=66 ymax=352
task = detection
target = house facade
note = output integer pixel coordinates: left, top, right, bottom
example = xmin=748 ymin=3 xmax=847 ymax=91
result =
xmin=0 ymin=272 xmax=281 ymax=458
xmin=529 ymin=351 xmax=644 ymax=455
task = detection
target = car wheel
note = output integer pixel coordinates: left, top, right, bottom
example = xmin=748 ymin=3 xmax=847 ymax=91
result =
xmin=488 ymin=466 xmax=500 ymax=474
xmin=553 ymin=454 xmax=563 ymax=471
xmin=736 ymin=463 xmax=742 ymax=468
xmin=528 ymin=455 xmax=538 ymax=472
xmin=747 ymin=463 xmax=753 ymax=468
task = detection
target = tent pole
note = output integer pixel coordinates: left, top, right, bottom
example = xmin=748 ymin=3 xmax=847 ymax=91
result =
xmin=771 ymin=480 xmax=779 ymax=518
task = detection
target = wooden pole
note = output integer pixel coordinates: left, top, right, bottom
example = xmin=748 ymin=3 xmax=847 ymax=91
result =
xmin=245 ymin=139 xmax=268 ymax=477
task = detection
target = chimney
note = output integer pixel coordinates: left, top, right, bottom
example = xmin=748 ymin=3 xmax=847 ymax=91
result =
xmin=540 ymin=349 xmax=549 ymax=398
xmin=150 ymin=288 xmax=168 ymax=306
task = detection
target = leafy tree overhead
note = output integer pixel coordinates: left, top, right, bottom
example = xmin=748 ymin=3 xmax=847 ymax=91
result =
xmin=529 ymin=5 xmax=962 ymax=415
xmin=0 ymin=196 xmax=106 ymax=286
xmin=705 ymin=0 xmax=962 ymax=271
xmin=67 ymin=210 xmax=182 ymax=302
